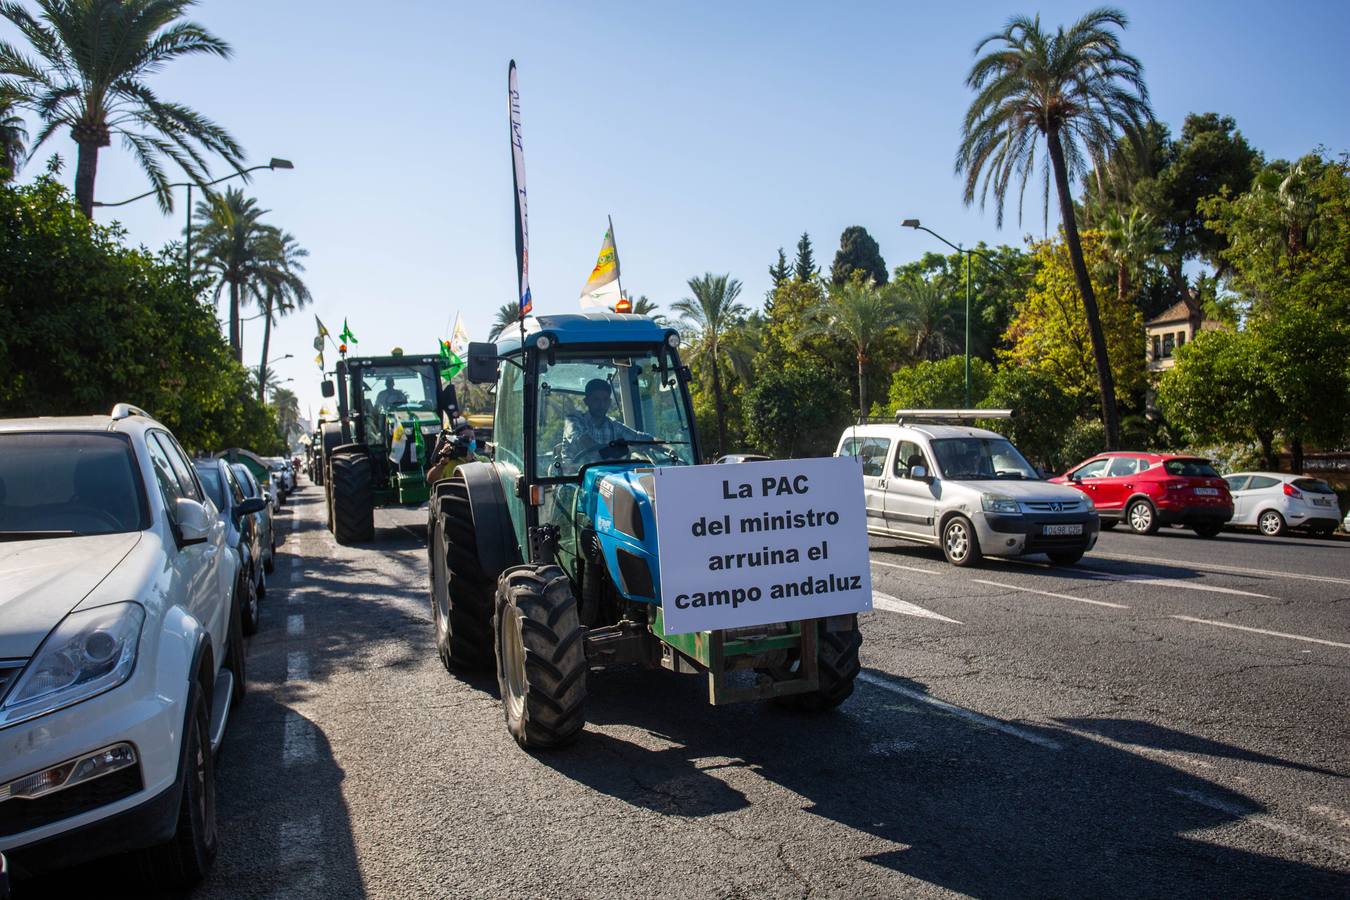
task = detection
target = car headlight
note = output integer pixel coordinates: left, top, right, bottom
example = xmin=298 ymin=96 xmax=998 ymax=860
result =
xmin=0 ymin=603 xmax=145 ymax=728
xmin=981 ymin=494 xmax=1021 ymax=515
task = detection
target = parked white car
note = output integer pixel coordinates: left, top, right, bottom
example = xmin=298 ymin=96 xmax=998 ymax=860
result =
xmin=1222 ymin=472 xmax=1342 ymax=536
xmin=836 ymin=411 xmax=1100 ymax=566
xmin=0 ymin=405 xmax=245 ymax=888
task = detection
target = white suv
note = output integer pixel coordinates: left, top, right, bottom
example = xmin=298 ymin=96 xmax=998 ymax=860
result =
xmin=837 ymin=412 xmax=1099 ymax=566
xmin=0 ymin=405 xmax=246 ymax=888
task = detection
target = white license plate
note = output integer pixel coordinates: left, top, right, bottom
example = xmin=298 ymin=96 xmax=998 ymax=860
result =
xmin=1194 ymin=487 xmax=1218 ymax=495
xmin=1314 ymin=497 xmax=1333 ymax=507
xmin=1044 ymin=524 xmax=1083 ymax=536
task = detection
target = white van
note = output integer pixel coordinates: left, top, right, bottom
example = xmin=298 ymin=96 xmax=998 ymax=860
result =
xmin=836 ymin=410 xmax=1099 ymax=566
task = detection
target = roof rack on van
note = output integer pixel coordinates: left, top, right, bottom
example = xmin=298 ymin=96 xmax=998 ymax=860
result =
xmin=893 ymin=408 xmax=1013 ymax=425
xmin=110 ymin=403 xmax=152 ymax=421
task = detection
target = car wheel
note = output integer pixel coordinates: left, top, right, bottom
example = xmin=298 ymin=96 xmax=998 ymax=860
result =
xmin=1099 ymin=518 xmax=1117 ymax=530
xmin=239 ymin=574 xmax=260 ymax=636
xmin=1192 ymin=522 xmax=1224 ymax=538
xmin=1047 ymin=550 xmax=1084 ymax=565
xmin=1258 ymin=509 xmax=1286 ymax=537
xmin=941 ymin=515 xmax=982 ymax=567
xmin=264 ymin=543 xmax=276 ymax=575
xmin=1127 ymin=499 xmax=1158 ymax=535
xmin=137 ymin=683 xmax=218 ymax=889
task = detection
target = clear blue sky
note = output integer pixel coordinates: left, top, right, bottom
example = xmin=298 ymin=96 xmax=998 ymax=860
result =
xmin=5 ymin=0 xmax=1349 ymax=422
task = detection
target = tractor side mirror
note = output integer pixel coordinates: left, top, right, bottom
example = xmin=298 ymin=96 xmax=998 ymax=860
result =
xmin=438 ymin=382 xmax=459 ymax=416
xmin=321 ymin=380 xmax=335 ymax=398
xmin=467 ymin=342 xmax=499 ymax=384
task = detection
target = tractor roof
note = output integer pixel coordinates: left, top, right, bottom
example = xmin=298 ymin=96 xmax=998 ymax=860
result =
xmin=497 ymin=312 xmax=676 ymax=353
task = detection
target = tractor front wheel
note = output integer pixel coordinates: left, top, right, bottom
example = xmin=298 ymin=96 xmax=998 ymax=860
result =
xmin=772 ymin=617 xmax=862 ymax=713
xmin=331 ymin=453 xmax=374 ymax=544
xmin=431 ymin=477 xmax=497 ymax=670
xmin=494 ymin=565 xmax=588 ymax=750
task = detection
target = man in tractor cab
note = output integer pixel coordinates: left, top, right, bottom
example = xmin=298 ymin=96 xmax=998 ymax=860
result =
xmin=562 ymin=378 xmax=654 ymax=467
xmin=375 ymin=376 xmax=408 ymax=411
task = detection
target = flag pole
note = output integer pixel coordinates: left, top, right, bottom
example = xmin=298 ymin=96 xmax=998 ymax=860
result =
xmin=608 ymin=213 xmax=625 ymax=307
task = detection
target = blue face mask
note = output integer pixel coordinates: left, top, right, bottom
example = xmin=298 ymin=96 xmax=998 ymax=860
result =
xmin=468 ymin=438 xmax=477 ymax=453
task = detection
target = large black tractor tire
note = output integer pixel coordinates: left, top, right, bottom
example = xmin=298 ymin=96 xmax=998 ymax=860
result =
xmin=494 ymin=565 xmax=588 ymax=750
xmin=772 ymin=616 xmax=862 ymax=713
xmin=331 ymin=453 xmax=374 ymax=544
xmin=430 ymin=478 xmax=497 ymax=671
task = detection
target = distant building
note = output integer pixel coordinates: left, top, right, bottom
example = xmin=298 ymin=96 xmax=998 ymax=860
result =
xmin=1145 ymin=297 xmax=1221 ymax=372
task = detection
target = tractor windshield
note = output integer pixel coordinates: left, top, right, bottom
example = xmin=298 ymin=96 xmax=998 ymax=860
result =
xmin=359 ymin=364 xmax=438 ymax=414
xmin=536 ymin=350 xmax=696 ymax=478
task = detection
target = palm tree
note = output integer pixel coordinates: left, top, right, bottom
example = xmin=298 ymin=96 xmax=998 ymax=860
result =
xmin=254 ymin=230 xmax=311 ymax=401
xmin=488 ymin=303 xmax=519 ymax=342
xmin=956 ymin=7 xmax=1152 ymax=449
xmin=0 ymin=96 xmax=25 ymax=181
xmin=1100 ymin=207 xmax=1160 ymax=302
xmin=673 ymin=273 xmax=747 ymax=456
xmin=895 ymin=273 xmax=958 ymax=361
xmin=803 ymin=279 xmax=900 ymax=417
xmin=270 ymin=385 xmax=301 ymax=443
xmin=630 ymin=295 xmax=665 ymax=322
xmin=192 ymin=187 xmax=275 ymax=361
xmin=0 ymin=0 xmax=244 ymax=217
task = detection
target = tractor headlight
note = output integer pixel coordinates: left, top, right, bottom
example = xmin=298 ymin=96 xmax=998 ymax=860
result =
xmin=665 ymin=333 xmax=679 ymax=349
xmin=981 ymin=494 xmax=1021 ymax=515
xmin=535 ymin=335 xmax=552 ymax=351
xmin=0 ymin=603 xmax=145 ymax=728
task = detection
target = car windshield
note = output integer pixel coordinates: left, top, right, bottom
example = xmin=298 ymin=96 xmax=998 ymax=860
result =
xmin=930 ymin=437 xmax=1039 ymax=481
xmin=361 ymin=364 xmax=438 ymax=414
xmin=0 ymin=433 xmax=147 ymax=538
xmin=1293 ymin=477 xmax=1335 ymax=494
xmin=1164 ymin=459 xmax=1219 ymax=477
xmin=535 ymin=351 xmax=696 ymax=478
xmin=196 ymin=465 xmax=227 ymax=509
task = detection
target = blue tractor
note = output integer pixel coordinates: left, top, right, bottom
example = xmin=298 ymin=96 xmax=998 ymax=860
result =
xmin=427 ymin=313 xmax=861 ymax=749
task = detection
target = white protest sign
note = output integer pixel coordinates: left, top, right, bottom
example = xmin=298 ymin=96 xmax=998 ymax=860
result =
xmin=653 ymin=456 xmax=871 ymax=634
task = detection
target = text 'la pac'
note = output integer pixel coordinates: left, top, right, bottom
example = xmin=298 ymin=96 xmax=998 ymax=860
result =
xmin=721 ymin=475 xmax=810 ymax=499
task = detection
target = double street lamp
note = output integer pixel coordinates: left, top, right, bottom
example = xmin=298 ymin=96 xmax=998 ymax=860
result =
xmin=900 ymin=218 xmax=1007 ymax=408
xmin=93 ymin=157 xmax=295 ymax=276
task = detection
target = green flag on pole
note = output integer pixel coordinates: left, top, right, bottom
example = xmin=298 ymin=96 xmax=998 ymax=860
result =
xmin=439 ymin=339 xmax=464 ymax=380
xmin=339 ymin=318 xmax=358 ymax=346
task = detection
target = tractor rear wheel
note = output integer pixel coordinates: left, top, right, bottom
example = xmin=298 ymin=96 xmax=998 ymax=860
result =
xmin=430 ymin=477 xmax=497 ymax=670
xmin=772 ymin=616 xmax=862 ymax=713
xmin=331 ymin=453 xmax=374 ymax=544
xmin=494 ymin=565 xmax=587 ymax=749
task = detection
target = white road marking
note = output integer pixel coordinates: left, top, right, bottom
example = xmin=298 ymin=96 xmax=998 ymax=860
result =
xmin=287 ymin=614 xmax=305 ymax=637
xmin=287 ymin=650 xmax=310 ymax=681
xmin=871 ymin=559 xmax=945 ymax=576
xmin=970 ymin=579 xmax=1129 ymax=609
xmin=1106 ymin=574 xmax=1273 ymax=599
xmin=1170 ymin=788 xmax=1350 ymax=860
xmin=871 ymin=591 xmax=963 ymax=624
xmin=1089 ymin=551 xmax=1350 ymax=587
xmin=282 ymin=712 xmax=317 ymax=764
xmin=857 ymin=672 xmax=1062 ymax=750
xmin=1171 ymin=615 xmax=1350 ymax=649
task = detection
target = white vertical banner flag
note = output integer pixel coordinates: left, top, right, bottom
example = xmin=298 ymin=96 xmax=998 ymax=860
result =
xmin=450 ymin=312 xmax=471 ymax=357
xmin=508 ymin=61 xmax=531 ymax=317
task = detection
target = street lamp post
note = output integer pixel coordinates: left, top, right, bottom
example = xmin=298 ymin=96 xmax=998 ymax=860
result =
xmin=901 ymin=219 xmax=975 ymax=406
xmin=92 ymin=158 xmax=295 ymax=277
xmin=259 ymin=352 xmax=294 ymax=390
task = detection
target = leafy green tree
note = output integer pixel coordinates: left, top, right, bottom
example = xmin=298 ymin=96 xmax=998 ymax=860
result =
xmin=792 ymin=232 xmax=818 ymax=282
xmin=885 ymin=356 xmax=993 ymax=413
xmin=270 ymin=385 xmax=302 ymax=445
xmin=0 ymin=96 xmax=24 ymax=181
xmin=893 ymin=243 xmax=1035 ymax=361
xmin=893 ymin=272 xmax=958 ymax=361
xmin=488 ymin=303 xmax=519 ymax=341
xmin=831 ymin=225 xmax=887 ymax=286
xmin=1099 ymin=207 xmax=1161 ymax=304
xmin=254 ymin=230 xmax=310 ymax=400
xmin=802 ymin=277 xmax=900 ymax=417
xmin=0 ymin=0 xmax=244 ymax=217
xmin=743 ymin=365 xmax=851 ymax=459
xmin=957 ymin=7 xmax=1153 ymax=449
xmin=984 ymin=365 xmax=1078 ymax=471
xmin=674 ymin=273 xmax=747 ymax=456
xmin=768 ymin=248 xmax=791 ymax=291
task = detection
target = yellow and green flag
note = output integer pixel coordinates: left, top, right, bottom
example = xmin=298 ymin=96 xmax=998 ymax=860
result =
xmin=579 ymin=227 xmax=621 ymax=309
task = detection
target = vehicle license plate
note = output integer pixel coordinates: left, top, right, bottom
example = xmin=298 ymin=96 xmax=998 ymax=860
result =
xmin=1314 ymin=497 xmax=1333 ymax=507
xmin=1194 ymin=487 xmax=1218 ymax=495
xmin=1044 ymin=523 xmax=1082 ymax=536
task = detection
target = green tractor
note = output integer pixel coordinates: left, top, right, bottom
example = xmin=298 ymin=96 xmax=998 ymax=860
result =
xmin=320 ymin=351 xmax=458 ymax=544
xmin=428 ymin=313 xmax=862 ymax=750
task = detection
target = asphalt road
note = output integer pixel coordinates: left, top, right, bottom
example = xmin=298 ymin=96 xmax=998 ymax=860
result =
xmin=24 ymin=482 xmax=1350 ymax=898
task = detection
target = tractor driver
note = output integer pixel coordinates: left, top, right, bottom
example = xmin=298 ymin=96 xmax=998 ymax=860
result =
xmin=374 ymin=376 xmax=408 ymax=411
xmin=561 ymin=378 xmax=653 ymax=468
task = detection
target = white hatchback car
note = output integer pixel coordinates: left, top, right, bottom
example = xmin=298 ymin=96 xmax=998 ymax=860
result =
xmin=0 ymin=405 xmax=245 ymax=888
xmin=837 ymin=411 xmax=1099 ymax=566
xmin=1222 ymin=472 xmax=1342 ymax=537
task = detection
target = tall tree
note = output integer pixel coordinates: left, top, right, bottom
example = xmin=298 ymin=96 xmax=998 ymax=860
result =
xmin=768 ymin=247 xmax=791 ymax=290
xmin=831 ymin=225 xmax=888 ymax=286
xmin=1099 ymin=207 xmax=1160 ymax=303
xmin=192 ymin=187 xmax=274 ymax=361
xmin=894 ymin=272 xmax=958 ymax=361
xmin=0 ymin=0 xmax=245 ymax=218
xmin=488 ymin=303 xmax=518 ymax=341
xmin=254 ymin=230 xmax=310 ymax=401
xmin=957 ymin=7 xmax=1153 ymax=449
xmin=673 ymin=273 xmax=747 ymax=456
xmin=0 ymin=96 xmax=25 ymax=181
xmin=803 ymin=278 xmax=900 ymax=416
xmin=270 ymin=385 xmax=301 ymax=444
xmin=792 ymin=232 xmax=818 ymax=282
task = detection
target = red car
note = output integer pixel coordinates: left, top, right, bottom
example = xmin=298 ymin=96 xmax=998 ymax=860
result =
xmin=1051 ymin=452 xmax=1233 ymax=536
